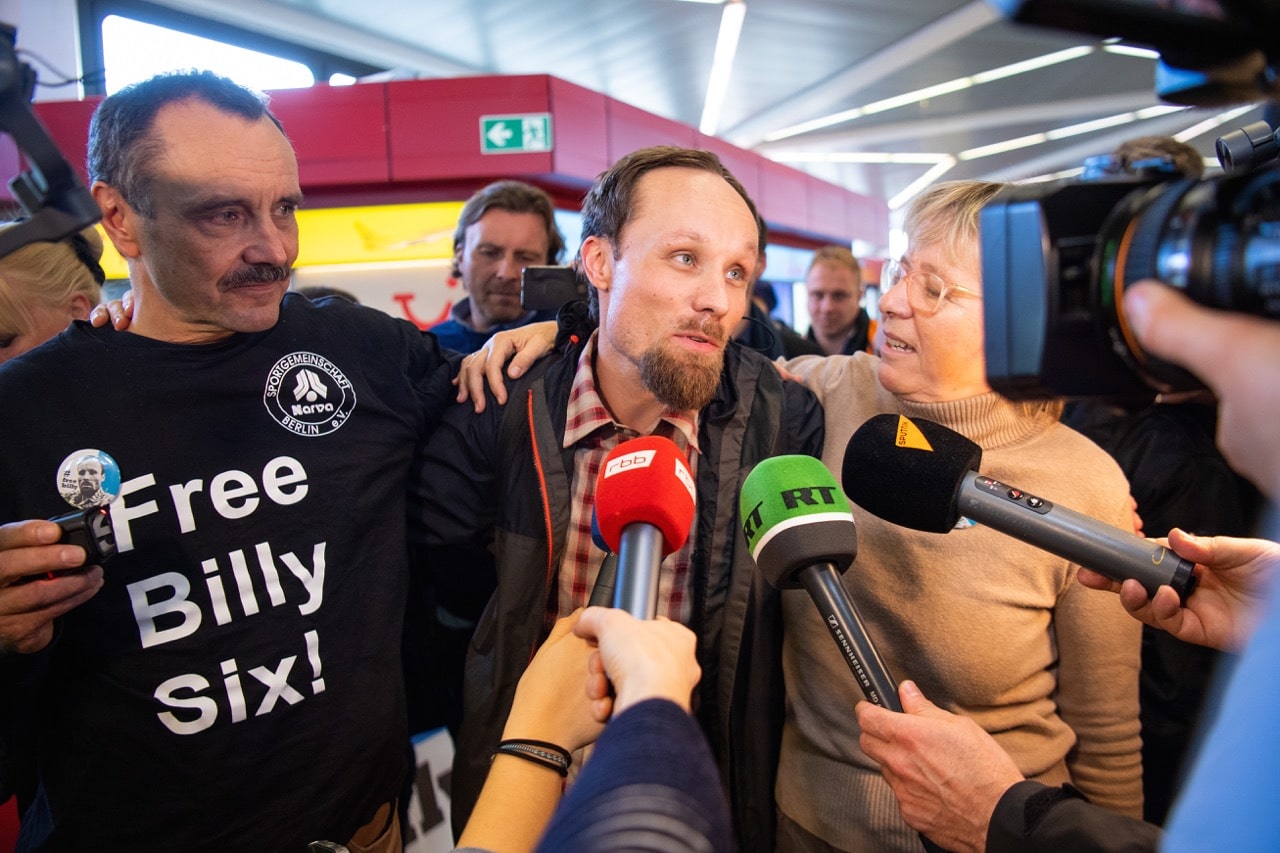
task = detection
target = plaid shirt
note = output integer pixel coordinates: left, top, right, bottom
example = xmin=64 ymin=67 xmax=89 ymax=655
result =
xmin=555 ymin=332 xmax=700 ymax=625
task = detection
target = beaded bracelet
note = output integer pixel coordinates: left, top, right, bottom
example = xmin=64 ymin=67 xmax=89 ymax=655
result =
xmin=493 ymin=738 xmax=572 ymax=777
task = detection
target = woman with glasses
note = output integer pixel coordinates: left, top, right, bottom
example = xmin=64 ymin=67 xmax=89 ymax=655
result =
xmin=774 ymin=181 xmax=1143 ymax=852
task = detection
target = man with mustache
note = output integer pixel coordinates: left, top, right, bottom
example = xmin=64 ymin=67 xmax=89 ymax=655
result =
xmin=0 ymin=71 xmax=456 ymax=851
xmin=415 ymin=146 xmax=824 ymax=851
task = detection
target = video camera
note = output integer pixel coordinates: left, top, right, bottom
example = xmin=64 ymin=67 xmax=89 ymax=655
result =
xmin=0 ymin=21 xmax=100 ymax=257
xmin=981 ymin=0 xmax=1280 ymax=400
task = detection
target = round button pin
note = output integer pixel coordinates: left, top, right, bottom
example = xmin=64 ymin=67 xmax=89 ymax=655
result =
xmin=55 ymin=448 xmax=122 ymax=510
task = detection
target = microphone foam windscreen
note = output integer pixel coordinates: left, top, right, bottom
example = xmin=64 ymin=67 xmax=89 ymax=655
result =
xmin=842 ymin=414 xmax=983 ymax=534
xmin=739 ymin=455 xmax=857 ymax=589
xmin=595 ymin=435 xmax=696 ymax=556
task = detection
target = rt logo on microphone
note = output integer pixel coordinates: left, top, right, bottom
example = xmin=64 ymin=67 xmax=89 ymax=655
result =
xmin=781 ymin=486 xmax=840 ymax=509
xmin=742 ymin=501 xmax=765 ymax=541
xmin=741 ymin=486 xmax=842 ymax=542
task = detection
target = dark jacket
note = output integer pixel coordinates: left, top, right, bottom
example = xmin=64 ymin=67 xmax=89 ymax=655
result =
xmin=988 ymin=781 xmax=1159 ymax=853
xmin=736 ymin=302 xmax=824 ymax=360
xmin=428 ymin=297 xmax=559 ymax=354
xmin=414 ymin=336 xmax=824 ymax=852
xmin=806 ymin=306 xmax=876 ymax=355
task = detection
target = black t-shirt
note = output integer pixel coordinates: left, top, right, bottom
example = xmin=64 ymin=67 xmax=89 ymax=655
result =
xmin=0 ymin=294 xmax=454 ymax=852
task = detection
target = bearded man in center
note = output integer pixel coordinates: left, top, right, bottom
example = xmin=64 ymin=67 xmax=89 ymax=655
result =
xmin=411 ymin=145 xmax=824 ymax=851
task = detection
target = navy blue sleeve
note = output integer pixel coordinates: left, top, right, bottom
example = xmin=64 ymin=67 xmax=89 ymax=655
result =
xmin=537 ymin=699 xmax=732 ymax=853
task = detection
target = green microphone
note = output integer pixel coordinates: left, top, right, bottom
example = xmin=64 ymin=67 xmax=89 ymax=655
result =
xmin=740 ymin=455 xmax=902 ymax=711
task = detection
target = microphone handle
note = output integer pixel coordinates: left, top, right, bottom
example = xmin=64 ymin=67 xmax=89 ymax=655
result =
xmin=798 ymin=563 xmax=951 ymax=853
xmin=957 ymin=473 xmax=1197 ymax=602
xmin=589 ymin=553 xmax=618 ymax=607
xmin=614 ymin=523 xmax=663 ymax=619
xmin=797 ymin=562 xmax=902 ymax=712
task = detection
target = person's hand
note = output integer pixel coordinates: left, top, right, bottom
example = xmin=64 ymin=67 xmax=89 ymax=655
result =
xmin=1124 ymin=281 xmax=1280 ymax=498
xmin=89 ymin=290 xmax=134 ymax=330
xmin=501 ymin=610 xmax=604 ymax=753
xmin=772 ymin=356 xmax=803 ymax=384
xmin=0 ymin=520 xmax=104 ymax=653
xmin=454 ymin=321 xmax=559 ymax=412
xmin=573 ymin=607 xmax=700 ymax=721
xmin=856 ymin=681 xmax=1024 ymax=853
xmin=1077 ymin=528 xmax=1278 ymax=652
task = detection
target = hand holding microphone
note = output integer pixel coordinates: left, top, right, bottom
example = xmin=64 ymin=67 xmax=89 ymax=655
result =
xmin=594 ymin=436 xmax=696 ymax=619
xmin=741 ymin=455 xmax=953 ymax=853
xmin=739 ymin=454 xmax=902 ymax=711
xmin=842 ymin=413 xmax=1198 ymax=602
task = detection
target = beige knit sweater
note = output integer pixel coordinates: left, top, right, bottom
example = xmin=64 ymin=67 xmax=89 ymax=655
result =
xmin=776 ymin=353 xmax=1143 ymax=852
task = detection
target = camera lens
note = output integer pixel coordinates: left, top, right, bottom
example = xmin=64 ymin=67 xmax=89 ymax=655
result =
xmin=1096 ymin=164 xmax=1280 ymax=391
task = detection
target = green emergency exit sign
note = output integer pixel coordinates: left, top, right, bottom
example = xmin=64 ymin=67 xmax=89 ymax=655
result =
xmin=480 ymin=114 xmax=553 ymax=154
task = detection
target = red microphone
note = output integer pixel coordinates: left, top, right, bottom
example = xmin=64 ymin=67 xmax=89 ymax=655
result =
xmin=594 ymin=436 xmax=696 ymax=618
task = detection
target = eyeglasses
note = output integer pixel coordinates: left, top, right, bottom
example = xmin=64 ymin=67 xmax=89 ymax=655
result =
xmin=880 ymin=258 xmax=982 ymax=316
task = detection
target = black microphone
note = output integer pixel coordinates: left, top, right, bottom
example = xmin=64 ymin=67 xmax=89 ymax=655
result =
xmin=739 ymin=455 xmax=902 ymax=711
xmin=594 ymin=436 xmax=697 ymax=619
xmin=843 ymin=414 xmax=1197 ymax=603
xmin=589 ymin=510 xmax=618 ymax=608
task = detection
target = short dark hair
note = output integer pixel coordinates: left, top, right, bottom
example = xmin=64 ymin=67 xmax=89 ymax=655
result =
xmin=450 ymin=180 xmax=566 ymax=276
xmin=579 ymin=146 xmax=760 ymax=319
xmin=88 ymin=70 xmax=283 ymax=217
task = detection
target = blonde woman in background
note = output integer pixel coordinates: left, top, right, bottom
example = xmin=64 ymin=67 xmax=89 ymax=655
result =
xmin=0 ymin=226 xmax=105 ymax=366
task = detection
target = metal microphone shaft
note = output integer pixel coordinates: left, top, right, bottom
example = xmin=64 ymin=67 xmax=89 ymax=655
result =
xmin=613 ymin=523 xmax=663 ymax=619
xmin=798 ymin=562 xmax=902 ymax=712
xmin=958 ymin=472 xmax=1197 ymax=602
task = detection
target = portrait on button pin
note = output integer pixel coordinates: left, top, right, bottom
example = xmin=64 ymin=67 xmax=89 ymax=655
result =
xmin=56 ymin=448 xmax=122 ymax=510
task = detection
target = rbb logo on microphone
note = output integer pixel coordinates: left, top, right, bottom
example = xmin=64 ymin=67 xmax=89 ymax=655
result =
xmin=602 ymin=447 xmax=696 ymax=505
xmin=594 ymin=435 xmax=696 ymax=557
xmin=603 ymin=449 xmax=655 ymax=478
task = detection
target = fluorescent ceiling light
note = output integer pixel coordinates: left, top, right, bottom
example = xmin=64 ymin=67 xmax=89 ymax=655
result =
xmin=1174 ymin=104 xmax=1257 ymax=141
xmin=959 ymin=133 xmax=1047 ymax=160
xmin=1044 ymin=113 xmax=1137 ymax=140
xmin=1136 ymin=105 xmax=1187 ymax=120
xmin=1104 ymin=44 xmax=1160 ymax=59
xmin=888 ymin=158 xmax=956 ymax=211
xmin=859 ymin=78 xmax=973 ymax=116
xmin=764 ymin=45 xmax=1096 ymax=142
xmin=770 ymin=152 xmax=951 ymax=165
xmin=700 ymin=0 xmax=746 ymax=134
xmin=959 ymin=104 xmax=1190 ymax=161
xmin=969 ymin=45 xmax=1094 ymax=84
xmin=1017 ymin=167 xmax=1087 ymax=184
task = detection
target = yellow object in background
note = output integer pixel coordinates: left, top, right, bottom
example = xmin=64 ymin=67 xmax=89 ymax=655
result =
xmin=97 ymin=201 xmax=465 ymax=280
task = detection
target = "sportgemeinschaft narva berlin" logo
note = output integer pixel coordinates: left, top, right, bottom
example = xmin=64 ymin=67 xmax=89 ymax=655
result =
xmin=263 ymin=352 xmax=356 ymax=437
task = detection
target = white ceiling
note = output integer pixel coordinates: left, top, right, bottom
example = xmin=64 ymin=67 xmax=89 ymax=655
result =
xmin=146 ymin=0 xmax=1267 ymax=219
